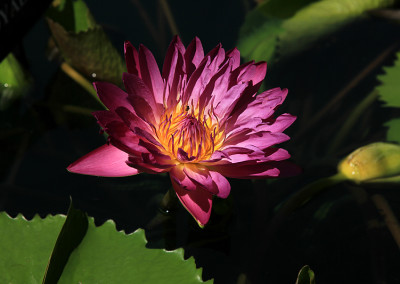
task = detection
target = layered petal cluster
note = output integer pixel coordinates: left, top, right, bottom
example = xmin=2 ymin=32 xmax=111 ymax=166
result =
xmin=68 ymin=36 xmax=297 ymax=226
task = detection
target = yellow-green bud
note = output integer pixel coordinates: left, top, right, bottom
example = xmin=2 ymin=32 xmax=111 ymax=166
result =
xmin=338 ymin=142 xmax=400 ymax=183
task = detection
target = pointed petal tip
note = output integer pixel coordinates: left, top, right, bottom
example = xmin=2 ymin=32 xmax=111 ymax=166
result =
xmin=67 ymin=144 xmax=140 ymax=177
xmin=171 ymin=176 xmax=212 ymax=227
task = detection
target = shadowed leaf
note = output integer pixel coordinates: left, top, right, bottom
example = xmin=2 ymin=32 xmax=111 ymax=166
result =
xmin=42 ymin=200 xmax=88 ymax=284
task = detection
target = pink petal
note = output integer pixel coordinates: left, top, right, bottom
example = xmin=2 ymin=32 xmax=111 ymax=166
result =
xmin=171 ymin=171 xmax=213 ymax=227
xmin=93 ymin=82 xmax=134 ymax=113
xmin=116 ymin=107 xmax=162 ymax=147
xmin=163 ymin=36 xmax=186 ymax=82
xmin=124 ymin=41 xmax=141 ymax=77
xmin=170 ymin=165 xmax=198 ymax=190
xmin=257 ymin=113 xmax=297 ymax=133
xmin=233 ymin=61 xmax=267 ymax=87
xmin=223 ymin=131 xmax=290 ymax=150
xmin=171 ymin=165 xmax=231 ymax=199
xmin=209 ymin=161 xmax=300 ymax=179
xmin=226 ymin=48 xmax=241 ymax=70
xmin=184 ymin=37 xmax=204 ymax=76
xmin=226 ymin=88 xmax=288 ymax=133
xmin=162 ymin=37 xmax=186 ymax=108
xmin=67 ymin=144 xmax=139 ymax=177
xmin=214 ymin=82 xmax=249 ymax=119
xmin=208 ymin=171 xmax=231 ymax=198
xmin=138 ymin=45 xmax=164 ymax=105
xmin=183 ymin=164 xmax=214 ymax=190
xmin=122 ymin=72 xmax=162 ymax=123
xmin=128 ymin=153 xmax=174 ymax=174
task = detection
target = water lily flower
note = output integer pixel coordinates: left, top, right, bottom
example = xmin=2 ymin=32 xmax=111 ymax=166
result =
xmin=68 ymin=36 xmax=297 ymax=226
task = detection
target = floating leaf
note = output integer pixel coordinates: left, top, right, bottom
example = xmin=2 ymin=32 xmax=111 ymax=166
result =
xmin=43 ymin=200 xmax=88 ymax=284
xmin=0 ymin=53 xmax=31 ymax=110
xmin=0 ymin=211 xmax=211 ymax=283
xmin=0 ymin=213 xmax=65 ymax=283
xmin=238 ymin=0 xmax=395 ymax=63
xmin=295 ymin=265 xmax=315 ymax=284
xmin=59 ymin=218 xmax=211 ymax=283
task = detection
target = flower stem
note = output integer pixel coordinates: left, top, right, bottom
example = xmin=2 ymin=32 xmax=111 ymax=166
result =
xmin=62 ymin=105 xmax=96 ymax=116
xmin=371 ymin=194 xmax=400 ymax=250
xmin=327 ymin=89 xmax=378 ymax=155
xmin=60 ymin=63 xmax=105 ymax=109
xmin=146 ymin=187 xmax=178 ymax=229
xmin=294 ymin=43 xmax=398 ymax=142
xmin=159 ymin=187 xmax=178 ymax=214
xmin=276 ymin=173 xmax=346 ymax=215
xmin=264 ymin=173 xmax=347 ymax=243
xmin=159 ymin=0 xmax=180 ymax=36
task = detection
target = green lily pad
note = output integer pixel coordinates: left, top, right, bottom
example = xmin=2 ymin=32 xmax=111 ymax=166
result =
xmin=238 ymin=0 xmax=395 ymax=63
xmin=0 ymin=213 xmax=65 ymax=284
xmin=59 ymin=218 xmax=211 ymax=283
xmin=0 ymin=211 xmax=211 ymax=284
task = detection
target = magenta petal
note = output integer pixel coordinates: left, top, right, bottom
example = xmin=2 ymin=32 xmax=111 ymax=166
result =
xmin=185 ymin=37 xmax=204 ymax=76
xmin=208 ymin=161 xmax=297 ymax=179
xmin=226 ymin=47 xmax=240 ymax=70
xmin=67 ymin=144 xmax=139 ymax=177
xmin=138 ymin=45 xmax=164 ymax=105
xmin=171 ymin=172 xmax=213 ymax=227
xmin=93 ymin=82 xmax=133 ymax=113
xmin=183 ymin=164 xmax=214 ymax=190
xmin=170 ymin=165 xmax=198 ymax=190
xmin=257 ymin=113 xmax=296 ymax=133
xmin=124 ymin=41 xmax=141 ymax=77
xmin=209 ymin=171 xmax=231 ymax=198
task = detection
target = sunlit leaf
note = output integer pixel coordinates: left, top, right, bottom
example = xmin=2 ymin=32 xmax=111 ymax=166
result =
xmin=43 ymin=201 xmax=88 ymax=284
xmin=377 ymin=52 xmax=400 ymax=108
xmin=0 ymin=211 xmax=211 ymax=283
xmin=237 ymin=10 xmax=284 ymax=63
xmin=279 ymin=0 xmax=396 ymax=59
xmin=0 ymin=213 xmax=65 ymax=283
xmin=238 ymin=0 xmax=395 ymax=63
xmin=46 ymin=0 xmax=96 ymax=33
xmin=295 ymin=265 xmax=315 ymax=284
xmin=0 ymin=53 xmax=31 ymax=110
xmin=59 ymin=218 xmax=211 ymax=283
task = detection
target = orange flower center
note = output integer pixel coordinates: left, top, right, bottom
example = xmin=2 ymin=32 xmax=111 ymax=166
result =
xmin=157 ymin=103 xmax=224 ymax=162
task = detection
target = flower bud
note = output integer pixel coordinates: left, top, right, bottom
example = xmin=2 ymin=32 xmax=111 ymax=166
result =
xmin=338 ymin=142 xmax=400 ymax=183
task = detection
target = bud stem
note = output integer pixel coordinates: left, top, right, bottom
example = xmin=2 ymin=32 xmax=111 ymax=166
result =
xmin=60 ymin=63 xmax=105 ymax=109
